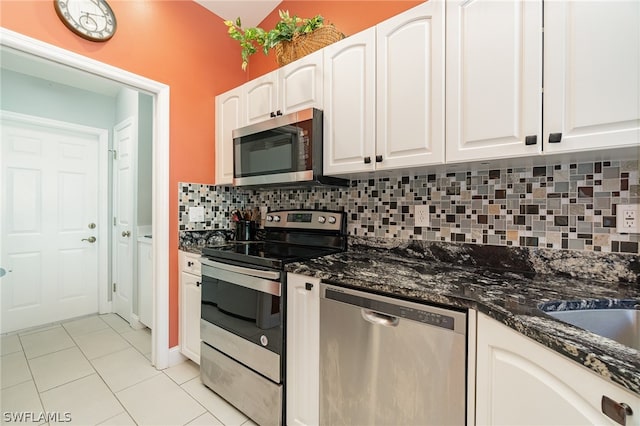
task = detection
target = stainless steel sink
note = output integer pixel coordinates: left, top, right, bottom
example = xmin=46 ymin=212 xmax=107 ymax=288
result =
xmin=542 ymin=308 xmax=640 ymax=350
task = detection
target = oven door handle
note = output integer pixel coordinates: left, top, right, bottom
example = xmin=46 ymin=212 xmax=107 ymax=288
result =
xmin=202 ymin=265 xmax=281 ymax=297
xmin=200 ymin=258 xmax=281 ymax=280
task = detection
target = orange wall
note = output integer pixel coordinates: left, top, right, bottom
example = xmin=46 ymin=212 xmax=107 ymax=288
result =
xmin=1 ymin=0 xmax=421 ymax=349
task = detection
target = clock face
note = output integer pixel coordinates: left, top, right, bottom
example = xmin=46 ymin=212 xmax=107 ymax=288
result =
xmin=54 ymin=0 xmax=117 ymax=42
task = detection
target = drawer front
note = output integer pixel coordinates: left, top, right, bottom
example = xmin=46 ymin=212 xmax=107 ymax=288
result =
xmin=200 ymin=342 xmax=282 ymax=426
xmin=180 ymin=251 xmax=202 ymax=275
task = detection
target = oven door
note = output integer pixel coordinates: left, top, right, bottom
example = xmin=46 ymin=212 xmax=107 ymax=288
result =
xmin=200 ymin=259 xmax=282 ymax=356
xmin=232 ymin=108 xmax=320 ymax=187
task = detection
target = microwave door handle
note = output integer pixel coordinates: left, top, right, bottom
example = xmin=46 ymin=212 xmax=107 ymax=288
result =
xmin=200 ymin=258 xmax=281 ymax=280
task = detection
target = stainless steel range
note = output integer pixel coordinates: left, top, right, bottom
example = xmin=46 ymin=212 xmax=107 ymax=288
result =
xmin=199 ymin=209 xmax=347 ymax=426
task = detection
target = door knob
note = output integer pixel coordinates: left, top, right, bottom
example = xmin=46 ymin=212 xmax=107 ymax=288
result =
xmin=122 ymin=231 xmax=131 ymax=237
xmin=82 ymin=236 xmax=97 ymax=243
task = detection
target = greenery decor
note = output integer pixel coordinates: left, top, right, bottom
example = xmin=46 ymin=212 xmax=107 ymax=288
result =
xmin=224 ymin=10 xmax=329 ymax=70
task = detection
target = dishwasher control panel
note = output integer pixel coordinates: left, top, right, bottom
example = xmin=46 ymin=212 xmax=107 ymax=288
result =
xmin=325 ymin=288 xmax=457 ymax=330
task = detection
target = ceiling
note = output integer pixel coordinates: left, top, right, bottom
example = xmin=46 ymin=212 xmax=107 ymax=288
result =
xmin=194 ymin=0 xmax=283 ymax=28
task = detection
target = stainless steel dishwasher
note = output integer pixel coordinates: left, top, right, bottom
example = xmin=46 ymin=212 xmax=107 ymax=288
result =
xmin=319 ymin=284 xmax=467 ymax=425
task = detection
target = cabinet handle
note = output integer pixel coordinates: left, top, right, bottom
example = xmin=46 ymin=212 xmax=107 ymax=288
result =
xmin=276 ymin=110 xmax=282 ymax=116
xmin=364 ymin=156 xmax=371 ymax=164
xmin=270 ymin=112 xmax=276 ymax=118
xmin=602 ymin=395 xmax=633 ymax=426
xmin=305 ymin=282 xmax=314 ymax=291
xmin=187 ymin=261 xmax=193 ymax=267
xmin=196 ymin=281 xmax=201 ymax=287
xmin=548 ymin=133 xmax=562 ymax=143
xmin=375 ymin=155 xmax=383 ymax=163
xmin=525 ymin=135 xmax=537 ymax=145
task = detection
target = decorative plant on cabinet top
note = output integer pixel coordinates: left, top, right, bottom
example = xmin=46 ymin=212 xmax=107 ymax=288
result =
xmin=224 ymin=10 xmax=343 ymax=70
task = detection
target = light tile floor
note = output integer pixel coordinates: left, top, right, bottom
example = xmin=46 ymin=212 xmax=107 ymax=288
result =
xmin=0 ymin=314 xmax=257 ymax=426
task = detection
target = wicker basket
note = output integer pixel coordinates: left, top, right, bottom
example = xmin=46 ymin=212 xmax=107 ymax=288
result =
xmin=275 ymin=25 xmax=344 ymax=66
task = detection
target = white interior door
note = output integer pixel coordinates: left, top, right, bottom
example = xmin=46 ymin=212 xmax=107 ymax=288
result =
xmin=112 ymin=117 xmax=136 ymax=324
xmin=1 ymin=113 xmax=106 ymax=333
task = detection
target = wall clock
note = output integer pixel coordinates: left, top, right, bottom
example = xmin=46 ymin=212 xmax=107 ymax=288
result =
xmin=54 ymin=0 xmax=117 ymax=42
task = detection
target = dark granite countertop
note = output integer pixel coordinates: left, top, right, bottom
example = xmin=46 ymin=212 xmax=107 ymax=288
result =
xmin=285 ymin=242 xmax=640 ymax=397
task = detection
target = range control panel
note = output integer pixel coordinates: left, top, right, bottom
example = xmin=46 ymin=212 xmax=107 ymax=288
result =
xmin=263 ymin=209 xmax=344 ymax=232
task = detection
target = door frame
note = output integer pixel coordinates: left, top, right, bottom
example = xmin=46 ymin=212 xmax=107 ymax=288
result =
xmin=0 ymin=110 xmax=109 ymax=326
xmin=0 ymin=28 xmax=171 ymax=369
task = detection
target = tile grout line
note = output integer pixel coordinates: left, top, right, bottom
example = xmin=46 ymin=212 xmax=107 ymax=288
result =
xmin=6 ymin=314 xmax=242 ymax=426
xmin=15 ymin=330 xmax=48 ymax=418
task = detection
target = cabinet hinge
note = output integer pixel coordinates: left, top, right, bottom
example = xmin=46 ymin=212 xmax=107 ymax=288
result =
xmin=109 ymin=149 xmax=117 ymax=160
xmin=112 ymin=283 xmax=116 ymax=292
xmin=113 ymin=217 xmax=117 ymax=226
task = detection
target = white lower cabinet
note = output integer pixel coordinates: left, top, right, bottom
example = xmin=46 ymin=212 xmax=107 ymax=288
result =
xmin=286 ymin=273 xmax=321 ymax=426
xmin=476 ymin=312 xmax=640 ymax=426
xmin=179 ymin=251 xmax=201 ymax=364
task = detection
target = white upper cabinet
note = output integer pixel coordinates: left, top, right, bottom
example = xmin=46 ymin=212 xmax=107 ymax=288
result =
xmin=324 ymin=1 xmax=445 ymax=176
xmin=215 ymin=86 xmax=243 ymax=185
xmin=446 ymin=0 xmax=542 ymax=163
xmin=323 ymin=28 xmax=376 ymax=175
xmin=279 ymin=50 xmax=324 ymax=115
xmin=543 ymin=0 xmax=640 ymax=153
xmin=244 ymin=50 xmax=323 ymax=125
xmin=244 ymin=72 xmax=279 ymax=125
xmin=376 ymin=0 xmax=445 ymax=170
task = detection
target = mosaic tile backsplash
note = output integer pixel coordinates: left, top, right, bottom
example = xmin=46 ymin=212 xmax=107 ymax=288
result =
xmin=179 ymin=159 xmax=639 ymax=254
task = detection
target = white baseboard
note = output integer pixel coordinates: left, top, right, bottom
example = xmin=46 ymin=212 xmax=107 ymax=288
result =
xmin=129 ymin=314 xmax=145 ymax=330
xmin=167 ymin=346 xmax=187 ymax=368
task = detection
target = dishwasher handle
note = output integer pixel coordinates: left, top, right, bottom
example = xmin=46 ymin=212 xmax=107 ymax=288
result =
xmin=322 ymin=285 xmax=467 ymax=334
xmin=361 ymin=309 xmax=399 ymax=327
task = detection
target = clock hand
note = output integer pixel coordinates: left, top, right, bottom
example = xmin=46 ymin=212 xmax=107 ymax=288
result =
xmin=81 ymin=10 xmax=104 ymax=18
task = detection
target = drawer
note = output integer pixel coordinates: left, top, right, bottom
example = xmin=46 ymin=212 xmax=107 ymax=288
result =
xmin=179 ymin=251 xmax=202 ymax=275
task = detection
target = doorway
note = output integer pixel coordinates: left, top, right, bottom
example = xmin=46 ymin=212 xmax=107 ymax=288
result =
xmin=1 ymin=112 xmax=109 ymax=333
xmin=0 ymin=28 xmax=171 ymax=369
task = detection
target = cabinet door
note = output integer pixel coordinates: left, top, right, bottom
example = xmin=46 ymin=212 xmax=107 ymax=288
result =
xmin=279 ymin=50 xmax=323 ymax=115
xmin=446 ymin=0 xmax=542 ymax=163
xmin=323 ymin=28 xmax=376 ymax=175
xmin=476 ymin=313 xmax=640 ymax=425
xmin=244 ymin=72 xmax=279 ymax=124
xmin=377 ymin=0 xmax=445 ymax=169
xmin=179 ymin=251 xmax=201 ymax=276
xmin=180 ymin=270 xmax=201 ymax=364
xmin=286 ymin=273 xmax=321 ymax=426
xmin=543 ymin=1 xmax=640 ymax=153
xmin=215 ymin=87 xmax=243 ymax=185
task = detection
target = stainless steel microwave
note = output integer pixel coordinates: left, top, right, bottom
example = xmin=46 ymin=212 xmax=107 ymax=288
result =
xmin=232 ymin=108 xmax=348 ymax=187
